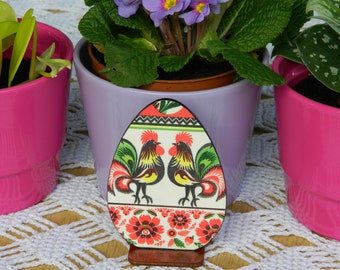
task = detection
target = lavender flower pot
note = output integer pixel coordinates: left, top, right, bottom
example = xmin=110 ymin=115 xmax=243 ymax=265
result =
xmin=74 ymin=38 xmax=261 ymax=206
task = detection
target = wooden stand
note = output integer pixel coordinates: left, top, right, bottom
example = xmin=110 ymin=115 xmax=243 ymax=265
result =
xmin=128 ymin=245 xmax=205 ymax=267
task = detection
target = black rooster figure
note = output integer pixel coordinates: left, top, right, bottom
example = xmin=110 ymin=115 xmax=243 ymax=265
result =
xmin=108 ymin=130 xmax=165 ymax=204
xmin=168 ymin=132 xmax=226 ymax=207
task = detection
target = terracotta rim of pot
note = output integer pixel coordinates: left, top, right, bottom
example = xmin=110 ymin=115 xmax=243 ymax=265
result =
xmin=87 ymin=43 xmax=237 ymax=92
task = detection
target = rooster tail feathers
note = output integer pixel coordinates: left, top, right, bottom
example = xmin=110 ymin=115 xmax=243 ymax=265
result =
xmin=114 ymin=139 xmax=138 ymax=175
xmin=108 ymin=161 xmax=133 ymax=194
xmin=200 ymin=166 xmax=226 ymax=201
xmin=195 ymin=143 xmax=220 ymax=179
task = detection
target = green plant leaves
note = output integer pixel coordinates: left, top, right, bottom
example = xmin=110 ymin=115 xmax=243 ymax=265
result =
xmin=36 ymin=43 xmax=72 ymax=78
xmin=273 ymin=0 xmax=340 ymax=92
xmin=159 ymin=52 xmax=195 ymax=72
xmin=0 ymin=1 xmax=16 ymax=22
xmin=0 ymin=21 xmax=18 ymax=75
xmin=307 ymin=0 xmax=340 ymax=35
xmin=273 ymin=0 xmax=312 ymax=46
xmin=1 ymin=2 xmax=71 ymax=88
xmin=79 ymin=0 xmax=303 ymax=87
xmin=209 ymin=40 xmax=285 ymax=86
xmin=217 ymin=0 xmax=295 ymax=52
xmin=8 ymin=9 xmax=36 ymax=87
xmin=79 ymin=0 xmax=161 ymax=52
xmin=78 ymin=0 xmax=116 ymax=49
xmin=103 ymin=40 xmax=159 ymax=87
xmin=295 ymin=24 xmax=340 ymax=92
xmin=0 ymin=22 xmax=18 ymax=51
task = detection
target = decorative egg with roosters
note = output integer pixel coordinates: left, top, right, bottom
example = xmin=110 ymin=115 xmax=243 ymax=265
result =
xmin=108 ymin=99 xmax=227 ymax=250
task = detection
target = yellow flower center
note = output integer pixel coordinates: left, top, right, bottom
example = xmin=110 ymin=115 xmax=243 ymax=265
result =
xmin=163 ymin=0 xmax=177 ymax=10
xmin=195 ymin=2 xmax=205 ymax=13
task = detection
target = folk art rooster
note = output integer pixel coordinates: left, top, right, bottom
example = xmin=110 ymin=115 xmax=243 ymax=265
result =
xmin=108 ymin=129 xmax=225 ymax=208
xmin=168 ymin=132 xmax=226 ymax=207
xmin=108 ymin=130 xmax=165 ymax=204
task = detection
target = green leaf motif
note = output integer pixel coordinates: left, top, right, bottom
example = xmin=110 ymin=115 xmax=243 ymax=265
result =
xmin=147 ymin=210 xmax=157 ymax=216
xmin=218 ymin=214 xmax=225 ymax=219
xmin=134 ymin=210 xmax=144 ymax=215
xmin=174 ymin=238 xmax=185 ymax=248
xmin=195 ymin=144 xmax=220 ymax=179
xmin=195 ymin=242 xmax=204 ymax=248
xmin=154 ymin=100 xmax=182 ymax=114
xmin=126 ymin=238 xmax=137 ymax=246
xmin=204 ymin=213 xmax=215 ymax=219
xmin=114 ymin=139 xmax=138 ymax=175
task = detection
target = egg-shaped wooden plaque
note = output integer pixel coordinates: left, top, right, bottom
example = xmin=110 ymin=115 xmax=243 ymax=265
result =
xmin=108 ymin=99 xmax=227 ymax=251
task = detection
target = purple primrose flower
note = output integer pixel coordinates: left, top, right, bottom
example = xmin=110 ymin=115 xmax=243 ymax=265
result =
xmin=114 ymin=0 xmax=142 ymax=18
xmin=179 ymin=0 xmax=226 ymax=25
xmin=142 ymin=0 xmax=191 ymax=27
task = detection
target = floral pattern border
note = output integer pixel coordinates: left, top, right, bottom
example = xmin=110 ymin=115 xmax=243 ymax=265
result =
xmin=109 ymin=204 xmax=225 ymax=250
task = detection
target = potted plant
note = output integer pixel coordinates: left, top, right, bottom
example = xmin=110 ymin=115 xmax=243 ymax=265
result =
xmin=73 ymin=0 xmax=305 ymax=264
xmin=272 ymin=0 xmax=340 ymax=240
xmin=74 ymin=0 xmax=302 ymax=203
xmin=0 ymin=2 xmax=72 ymax=214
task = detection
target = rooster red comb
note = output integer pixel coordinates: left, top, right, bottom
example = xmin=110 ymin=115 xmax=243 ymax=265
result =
xmin=175 ymin=132 xmax=193 ymax=146
xmin=141 ymin=130 xmax=159 ymax=144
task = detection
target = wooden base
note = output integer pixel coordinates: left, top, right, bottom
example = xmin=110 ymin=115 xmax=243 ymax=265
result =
xmin=128 ymin=245 xmax=205 ymax=267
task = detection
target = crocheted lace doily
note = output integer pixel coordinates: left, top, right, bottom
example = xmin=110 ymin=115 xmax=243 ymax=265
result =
xmin=1 ymin=1 xmax=340 ymax=269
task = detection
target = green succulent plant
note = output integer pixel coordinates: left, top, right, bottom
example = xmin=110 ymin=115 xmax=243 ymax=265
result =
xmin=0 ymin=1 xmax=71 ymax=88
xmin=273 ymin=0 xmax=340 ymax=92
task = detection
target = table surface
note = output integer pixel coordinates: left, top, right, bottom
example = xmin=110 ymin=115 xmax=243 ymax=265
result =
xmin=1 ymin=1 xmax=340 ymax=269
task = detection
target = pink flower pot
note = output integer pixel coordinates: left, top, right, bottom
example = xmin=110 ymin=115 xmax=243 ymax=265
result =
xmin=0 ymin=22 xmax=73 ymax=214
xmin=74 ymin=39 xmax=263 ymax=206
xmin=273 ymin=56 xmax=340 ymax=240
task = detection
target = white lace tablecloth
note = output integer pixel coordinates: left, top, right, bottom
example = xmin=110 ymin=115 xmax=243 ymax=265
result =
xmin=1 ymin=1 xmax=340 ymax=269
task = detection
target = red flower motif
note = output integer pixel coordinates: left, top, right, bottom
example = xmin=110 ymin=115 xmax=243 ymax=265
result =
xmin=126 ymin=215 xmax=164 ymax=245
xmin=185 ymin=236 xmax=194 ymax=245
xmin=156 ymin=207 xmax=172 ymax=217
xmin=196 ymin=218 xmax=222 ymax=245
xmin=167 ymin=229 xmax=177 ymax=238
xmin=168 ymin=210 xmax=191 ymax=229
xmin=109 ymin=207 xmax=121 ymax=225
xmin=118 ymin=205 xmax=134 ymax=215
xmin=167 ymin=229 xmax=177 ymax=247
xmin=189 ymin=209 xmax=205 ymax=219
xmin=168 ymin=238 xmax=175 ymax=247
